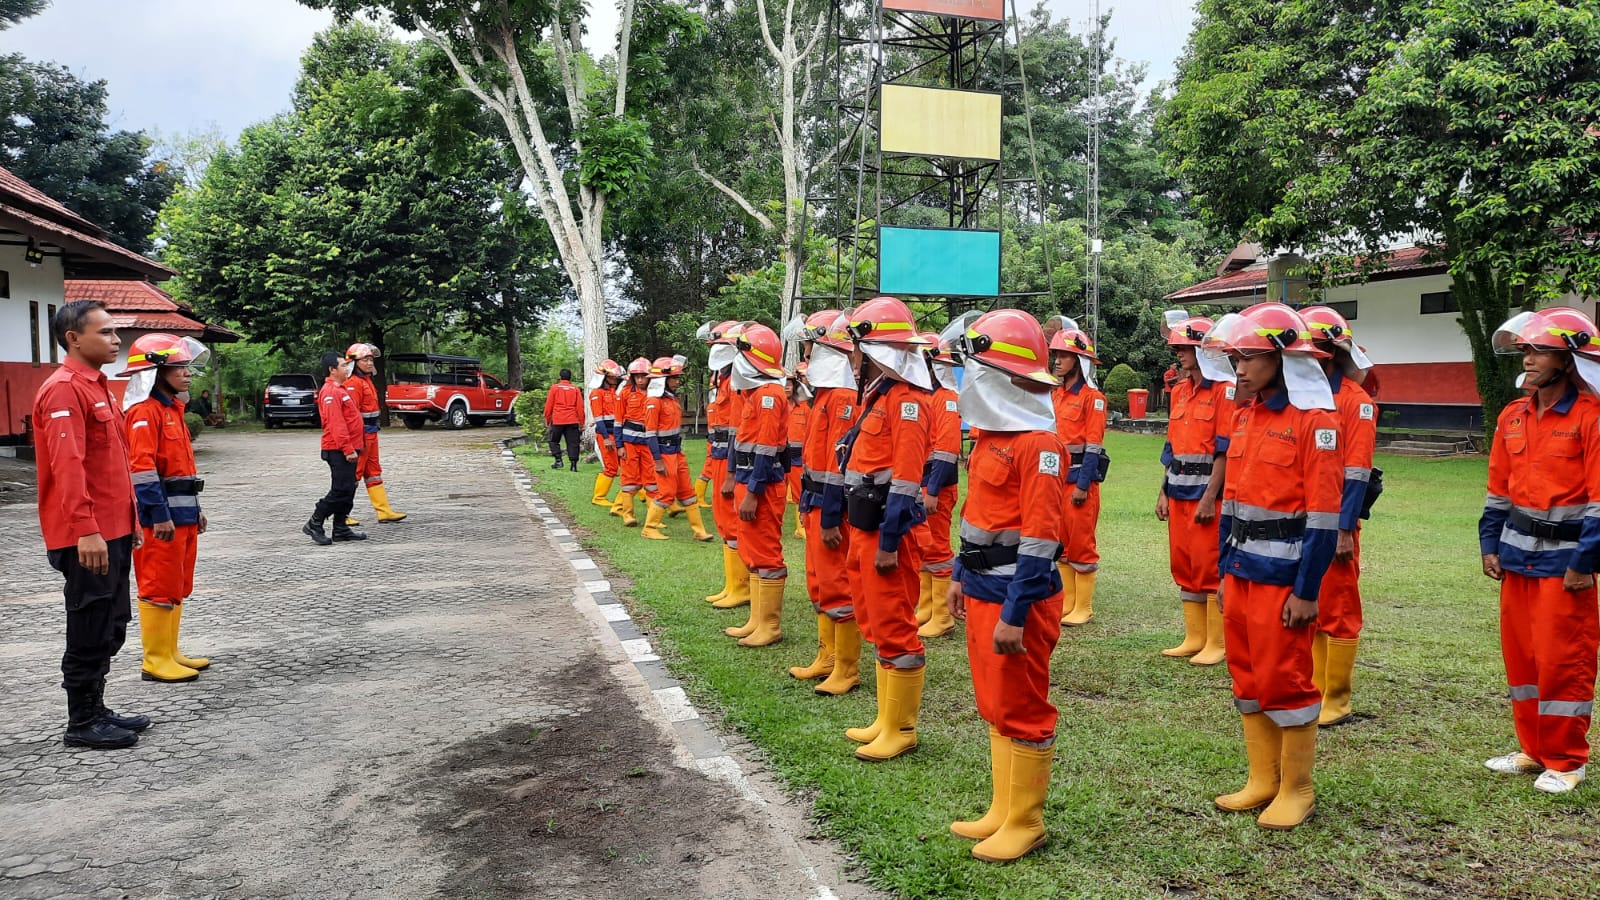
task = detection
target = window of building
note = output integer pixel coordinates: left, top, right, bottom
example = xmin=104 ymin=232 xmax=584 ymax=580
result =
xmin=47 ymin=304 xmax=57 ymax=363
xmin=1326 ymin=300 xmax=1358 ymax=321
xmin=30 ymin=301 xmax=40 ymax=365
xmin=0 ymin=269 xmax=10 ymax=298
xmin=1420 ymin=291 xmax=1459 ymax=314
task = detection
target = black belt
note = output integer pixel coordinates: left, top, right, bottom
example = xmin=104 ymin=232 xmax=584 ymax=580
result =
xmin=163 ymin=476 xmax=205 ymax=495
xmin=801 ymin=473 xmax=822 ymax=496
xmin=660 ymin=437 xmax=682 ymax=452
xmin=958 ymin=541 xmax=1019 ymax=570
xmin=1229 ymin=517 xmax=1306 ymax=542
xmin=1508 ymin=509 xmax=1581 ymax=542
xmin=734 ymin=449 xmax=755 ymax=468
xmin=1169 ymin=460 xmax=1213 ymax=476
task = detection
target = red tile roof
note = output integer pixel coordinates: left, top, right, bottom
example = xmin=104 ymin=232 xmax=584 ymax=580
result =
xmin=66 ymin=280 xmax=241 ymax=342
xmin=0 ymin=165 xmax=175 ymax=281
xmin=1165 ymin=246 xmax=1447 ymax=303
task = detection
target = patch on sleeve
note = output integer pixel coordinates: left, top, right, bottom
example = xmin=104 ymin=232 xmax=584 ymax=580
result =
xmin=1225 ymin=386 xmax=1236 ymax=401
xmin=761 ymin=395 xmax=776 ymax=409
xmin=1039 ymin=450 xmax=1061 ymax=476
xmin=840 ymin=404 xmax=854 ymax=419
xmin=49 ymin=409 xmax=71 ymax=419
xmin=900 ymin=401 xmax=919 ymax=422
xmin=946 ymin=399 xmax=958 ymax=413
xmin=1359 ymin=403 xmax=1375 ymax=420
xmin=1315 ymin=428 xmax=1338 ymax=451
xmin=1093 ymin=398 xmax=1105 ymax=411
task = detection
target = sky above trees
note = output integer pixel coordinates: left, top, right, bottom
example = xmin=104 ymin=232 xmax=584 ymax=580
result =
xmin=0 ymin=0 xmax=1195 ymax=142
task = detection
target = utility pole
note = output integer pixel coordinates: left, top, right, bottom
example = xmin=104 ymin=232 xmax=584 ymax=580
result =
xmin=1084 ymin=0 xmax=1102 ymax=342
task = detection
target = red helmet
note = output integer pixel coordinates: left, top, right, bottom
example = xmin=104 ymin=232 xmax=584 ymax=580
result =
xmin=1493 ymin=308 xmax=1600 ymax=357
xmin=1299 ymin=306 xmax=1357 ymax=347
xmin=817 ymin=307 xmax=856 ymax=352
xmin=697 ymin=319 xmax=741 ymax=345
xmin=650 ymin=356 xmax=683 ymax=377
xmin=119 ymin=334 xmax=208 ymax=376
xmin=596 ymin=358 xmax=624 ymax=378
xmin=345 ymin=342 xmax=379 ymax=361
xmin=848 ymin=296 xmax=928 ymax=345
xmin=783 ymin=309 xmax=843 ymax=345
xmin=958 ymin=309 xmax=1056 ymax=385
xmin=735 ymin=323 xmax=786 ymax=377
xmin=1161 ymin=312 xmax=1214 ymax=348
xmin=627 ymin=357 xmax=652 ymax=376
xmin=1206 ymin=303 xmax=1327 ymax=357
xmin=917 ymin=331 xmax=955 ymax=364
xmin=1049 ymin=327 xmax=1100 ymax=362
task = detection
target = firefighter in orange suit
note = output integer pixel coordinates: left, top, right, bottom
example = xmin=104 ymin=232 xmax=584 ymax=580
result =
xmin=1301 ymin=306 xmax=1379 ymax=726
xmin=589 ymin=359 xmax=623 ymax=507
xmin=945 ymin=308 xmax=1066 ymax=862
xmin=840 ymin=296 xmax=933 ymax=762
xmin=344 ymin=343 xmax=407 ymax=525
xmin=610 ymin=358 xmax=654 ymax=526
xmin=1050 ymin=327 xmax=1107 ymax=626
xmin=1156 ymin=313 xmax=1235 ymax=666
xmin=641 ymin=356 xmax=714 ymax=542
xmin=1203 ymin=302 xmax=1343 ymax=830
xmin=121 ymin=334 xmax=212 ymax=684
xmin=701 ymin=321 xmax=753 ymax=610
xmin=1480 ymin=307 xmax=1600 ymax=795
xmin=912 ymin=331 xmax=962 ymax=638
xmin=695 ymin=321 xmax=739 ymax=512
xmin=722 ymin=323 xmax=790 ymax=647
xmin=786 ymin=369 xmax=810 ymax=539
xmin=782 ymin=310 xmax=862 ymax=693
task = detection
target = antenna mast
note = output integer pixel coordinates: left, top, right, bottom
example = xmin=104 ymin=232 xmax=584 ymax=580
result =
xmin=1085 ymin=0 xmax=1102 ymax=341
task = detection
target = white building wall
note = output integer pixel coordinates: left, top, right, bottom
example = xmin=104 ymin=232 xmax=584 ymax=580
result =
xmin=0 ymin=242 xmax=66 ymax=365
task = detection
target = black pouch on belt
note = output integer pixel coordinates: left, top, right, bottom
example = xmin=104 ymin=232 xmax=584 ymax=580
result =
xmin=845 ymin=482 xmax=888 ymax=531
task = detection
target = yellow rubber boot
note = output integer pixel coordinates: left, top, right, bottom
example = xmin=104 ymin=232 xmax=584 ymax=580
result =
xmin=640 ymin=502 xmax=669 ymax=540
xmin=608 ymin=489 xmax=630 ymax=518
xmin=855 ymin=666 xmax=925 ymax=761
xmin=815 ymin=619 xmax=862 ymax=695
xmin=1062 ymin=569 xmax=1096 ymax=626
xmin=170 ymin=602 xmax=210 ymax=670
xmin=738 ymin=577 xmax=785 ymax=647
xmin=790 ymin=614 xmax=836 ymax=679
xmin=951 ymin=727 xmax=1011 ymax=840
xmin=705 ymin=546 xmax=734 ymax=603
xmin=915 ymin=571 xmax=934 ymax=626
xmin=139 ymin=601 xmax=199 ymax=683
xmin=919 ymin=573 xmax=956 ymax=638
xmin=1215 ymin=713 xmax=1282 ymax=812
xmin=367 ymin=483 xmax=407 ymax=523
xmin=695 ymin=477 xmax=714 ymax=509
xmin=1258 ymin=723 xmax=1317 ymax=830
xmin=344 ymin=514 xmax=361 ymax=526
xmin=711 ymin=551 xmax=752 ymax=609
xmin=1056 ymin=562 xmax=1078 ymax=622
xmin=846 ymin=664 xmax=888 ymax=742
xmin=591 ymin=472 xmax=615 ymax=507
xmin=725 ymin=573 xmax=761 ymax=638
xmin=1190 ymin=593 xmax=1227 ymax=666
xmin=618 ymin=492 xmax=639 ymax=527
xmin=684 ymin=505 xmax=715 ymax=542
xmin=1319 ymin=637 xmax=1359 ymax=726
xmin=972 ymin=742 xmax=1053 ymax=862
xmin=1311 ymin=631 xmax=1330 ymax=697
xmin=1162 ymin=598 xmax=1208 ymax=657
xmin=793 ymin=504 xmax=806 ymax=539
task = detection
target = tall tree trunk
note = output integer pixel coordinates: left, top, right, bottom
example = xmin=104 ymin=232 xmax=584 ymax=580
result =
xmin=503 ymin=292 xmax=525 ymax=388
xmin=372 ymin=328 xmax=391 ymax=428
xmin=1452 ymin=254 xmax=1523 ymax=443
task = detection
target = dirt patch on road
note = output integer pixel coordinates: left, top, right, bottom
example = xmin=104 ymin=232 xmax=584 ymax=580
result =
xmin=417 ymin=661 xmax=803 ymax=900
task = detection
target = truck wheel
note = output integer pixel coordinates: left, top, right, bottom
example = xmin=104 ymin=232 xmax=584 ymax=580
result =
xmin=401 ymin=415 xmax=426 ymax=430
xmin=447 ymin=404 xmax=470 ymax=430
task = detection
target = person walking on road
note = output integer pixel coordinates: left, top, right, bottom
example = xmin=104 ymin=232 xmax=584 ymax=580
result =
xmin=303 ymin=352 xmax=367 ymax=546
xmin=544 ymin=368 xmax=585 ymax=472
xmin=33 ymin=300 xmax=150 ymax=750
xmin=589 ymin=360 xmax=624 ymax=506
xmin=345 ymin=343 xmax=407 ymax=523
xmin=121 ymin=333 xmax=213 ymax=685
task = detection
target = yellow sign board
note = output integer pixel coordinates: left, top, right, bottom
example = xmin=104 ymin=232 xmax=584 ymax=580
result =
xmin=880 ymin=84 xmax=1001 ymax=161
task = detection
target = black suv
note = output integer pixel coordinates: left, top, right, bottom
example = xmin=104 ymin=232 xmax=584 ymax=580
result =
xmin=262 ymin=374 xmax=320 ymax=428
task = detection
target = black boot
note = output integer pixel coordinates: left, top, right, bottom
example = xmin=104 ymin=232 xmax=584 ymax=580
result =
xmin=331 ymin=521 xmax=367 ymax=542
xmin=551 ymin=456 xmax=564 ymax=469
xmin=64 ymin=688 xmax=138 ymax=750
xmin=94 ymin=680 xmax=151 ymax=733
xmin=303 ymin=518 xmax=333 ymax=546
xmin=569 ymin=458 xmax=579 ymax=472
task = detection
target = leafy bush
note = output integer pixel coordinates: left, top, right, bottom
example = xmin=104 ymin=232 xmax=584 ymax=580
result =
xmin=513 ymin=390 xmax=546 ymax=445
xmin=184 ymin=412 xmax=204 ymax=441
xmin=1101 ymin=363 xmax=1148 ymax=413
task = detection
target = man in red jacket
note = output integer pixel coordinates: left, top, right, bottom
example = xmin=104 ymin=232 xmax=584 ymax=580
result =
xmin=544 ymin=368 xmax=585 ymax=472
xmin=34 ymin=300 xmax=149 ymax=750
xmin=303 ymin=351 xmax=368 ymax=546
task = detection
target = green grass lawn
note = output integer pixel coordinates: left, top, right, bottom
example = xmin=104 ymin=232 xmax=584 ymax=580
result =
xmin=516 ymin=434 xmax=1600 ymax=899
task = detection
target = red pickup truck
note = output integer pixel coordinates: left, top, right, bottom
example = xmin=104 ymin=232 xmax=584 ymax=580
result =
xmin=385 ymin=353 xmax=520 ymax=430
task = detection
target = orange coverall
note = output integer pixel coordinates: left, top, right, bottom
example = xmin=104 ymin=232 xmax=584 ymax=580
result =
xmin=1319 ymin=371 xmax=1377 ymax=639
xmin=1162 ymin=376 xmax=1236 ymax=598
xmin=589 ymin=385 xmax=618 ymax=477
xmin=618 ymin=383 xmax=655 ymax=495
xmin=802 ymin=386 xmax=859 ymax=618
xmin=645 ymin=389 xmax=693 ymax=506
xmin=787 ymin=400 xmax=809 ymax=512
xmin=712 ymin=386 xmax=742 ymax=552
xmin=911 ymin=385 xmax=961 ymax=576
xmin=346 ymin=372 xmax=385 ymax=488
xmin=1480 ymin=385 xmax=1600 ymax=773
xmin=1053 ymin=381 xmax=1107 ymax=571
xmin=126 ymin=394 xmax=200 ymax=607
xmin=733 ymin=382 xmax=790 ymax=578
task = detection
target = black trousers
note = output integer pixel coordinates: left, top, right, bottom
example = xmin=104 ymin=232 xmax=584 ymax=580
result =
xmin=47 ymin=534 xmax=134 ymax=693
xmin=314 ymin=449 xmax=359 ymax=522
xmin=549 ymin=424 xmax=581 ymax=462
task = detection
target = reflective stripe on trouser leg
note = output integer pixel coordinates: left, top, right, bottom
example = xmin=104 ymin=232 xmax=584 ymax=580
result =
xmin=1063 ymin=482 xmax=1101 ymax=568
xmin=918 ymin=485 xmax=957 ymax=576
xmin=1500 ymin=571 xmax=1599 ymax=771
xmin=804 ymin=507 xmax=823 ymax=607
xmin=965 ymin=592 xmax=1062 ymax=745
xmin=849 ymin=528 xmax=925 ymax=668
xmin=713 ymin=472 xmax=738 ymax=550
xmin=1316 ymin=530 xmax=1362 ymax=640
xmin=597 ymin=437 xmax=619 ymax=477
xmin=734 ymin=483 xmax=787 ymax=579
xmin=808 ymin=508 xmax=855 ymax=622
xmin=357 ymin=433 xmax=384 ymax=487
xmin=671 ymin=455 xmax=697 ymax=507
xmin=134 ymin=523 xmax=199 ymax=605
xmin=1222 ymin=574 xmax=1321 ymax=727
xmin=1167 ymin=497 xmax=1220 ymax=595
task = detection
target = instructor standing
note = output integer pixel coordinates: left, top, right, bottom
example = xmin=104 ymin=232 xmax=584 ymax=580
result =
xmin=34 ymin=300 xmax=150 ymax=750
xmin=303 ymin=352 xmax=368 ymax=546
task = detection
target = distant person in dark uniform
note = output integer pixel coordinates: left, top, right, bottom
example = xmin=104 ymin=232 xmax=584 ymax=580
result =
xmin=544 ymin=368 xmax=585 ymax=471
xmin=189 ymin=389 xmax=214 ymax=425
xmin=303 ymin=352 xmax=367 ymax=546
xmin=33 ymin=300 xmax=150 ymax=750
